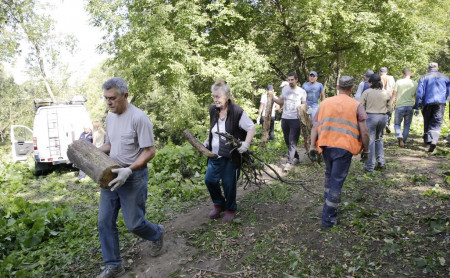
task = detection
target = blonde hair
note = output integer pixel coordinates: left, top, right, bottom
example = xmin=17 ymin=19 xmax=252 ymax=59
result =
xmin=93 ymin=121 xmax=105 ymax=133
xmin=211 ymin=79 xmax=231 ymax=98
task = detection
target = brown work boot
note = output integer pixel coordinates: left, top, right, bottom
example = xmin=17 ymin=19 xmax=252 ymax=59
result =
xmin=209 ymin=206 xmax=224 ymax=219
xmin=428 ymin=143 xmax=436 ymax=153
xmin=398 ymin=138 xmax=404 ymax=148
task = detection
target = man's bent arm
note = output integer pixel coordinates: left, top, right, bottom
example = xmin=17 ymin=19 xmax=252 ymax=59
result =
xmin=273 ymin=97 xmax=284 ymax=105
xmin=310 ymin=122 xmax=318 ymax=149
xmin=359 ymin=120 xmax=370 ymax=152
xmin=99 ymin=143 xmax=111 ymax=154
xmin=128 ymin=146 xmax=156 ymax=171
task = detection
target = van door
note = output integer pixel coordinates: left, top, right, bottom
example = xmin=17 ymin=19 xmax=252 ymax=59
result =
xmin=11 ymin=125 xmax=34 ymax=161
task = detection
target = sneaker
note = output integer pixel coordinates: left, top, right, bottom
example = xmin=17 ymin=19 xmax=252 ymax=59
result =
xmin=398 ymin=138 xmax=404 ymax=148
xmin=222 ymin=211 xmax=236 ymax=223
xmin=428 ymin=143 xmax=436 ymax=153
xmin=283 ymin=163 xmax=292 ymax=172
xmin=149 ymin=225 xmax=164 ymax=257
xmin=96 ymin=265 xmax=125 ymax=278
xmin=209 ymin=205 xmax=225 ymax=219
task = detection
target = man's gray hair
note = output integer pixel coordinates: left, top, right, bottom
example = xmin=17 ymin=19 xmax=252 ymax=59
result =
xmin=102 ymin=77 xmax=128 ymax=95
xmin=338 ymin=76 xmax=354 ymax=90
xmin=211 ymin=79 xmax=231 ymax=98
xmin=428 ymin=62 xmax=438 ymax=69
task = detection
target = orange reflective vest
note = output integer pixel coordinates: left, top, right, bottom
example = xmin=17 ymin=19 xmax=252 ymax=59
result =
xmin=316 ymin=94 xmax=362 ymax=155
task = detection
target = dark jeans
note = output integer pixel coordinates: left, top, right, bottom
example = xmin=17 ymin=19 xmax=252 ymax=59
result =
xmin=261 ymin=116 xmax=275 ymax=140
xmin=321 ymin=148 xmax=353 ymax=227
xmin=281 ymin=118 xmax=301 ymax=164
xmin=204 ymin=157 xmax=240 ymax=211
xmin=422 ymin=103 xmax=446 ymax=144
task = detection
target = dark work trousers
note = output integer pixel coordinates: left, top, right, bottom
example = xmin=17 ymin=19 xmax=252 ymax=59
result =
xmin=281 ymin=118 xmax=301 ymax=164
xmin=422 ymin=103 xmax=446 ymax=144
xmin=321 ymin=147 xmax=353 ymax=228
xmin=261 ymin=116 xmax=275 ymax=140
xmin=204 ymin=157 xmax=240 ymax=212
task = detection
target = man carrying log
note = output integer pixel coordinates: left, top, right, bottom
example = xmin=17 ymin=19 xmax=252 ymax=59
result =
xmin=96 ymin=77 xmax=164 ymax=278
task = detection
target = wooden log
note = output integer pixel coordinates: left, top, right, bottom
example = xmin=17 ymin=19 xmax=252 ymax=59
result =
xmin=297 ymin=104 xmax=313 ymax=152
xmin=261 ymin=92 xmax=274 ymax=143
xmin=67 ymin=140 xmax=121 ymax=188
xmin=183 ymin=130 xmax=218 ymax=158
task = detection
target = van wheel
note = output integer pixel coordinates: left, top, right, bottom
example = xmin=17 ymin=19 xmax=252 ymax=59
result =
xmin=34 ymin=162 xmax=51 ymax=176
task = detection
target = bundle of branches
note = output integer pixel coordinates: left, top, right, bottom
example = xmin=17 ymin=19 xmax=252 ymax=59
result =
xmin=184 ymin=129 xmax=319 ymax=195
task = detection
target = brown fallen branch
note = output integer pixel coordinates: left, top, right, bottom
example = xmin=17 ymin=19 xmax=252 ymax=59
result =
xmin=215 ymin=132 xmax=320 ymax=196
xmin=183 ymin=130 xmax=218 ymax=158
xmin=67 ymin=140 xmax=121 ymax=188
xmin=190 ymin=267 xmax=243 ymax=277
xmin=261 ymin=92 xmax=275 ymax=143
xmin=297 ymin=104 xmax=313 ymax=152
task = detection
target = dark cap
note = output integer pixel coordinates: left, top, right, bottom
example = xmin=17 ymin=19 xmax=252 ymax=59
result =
xmin=379 ymin=67 xmax=388 ymax=73
xmin=309 ymin=71 xmax=318 ymax=77
xmin=368 ymin=73 xmax=381 ymax=83
xmin=338 ymin=76 xmax=354 ymax=89
xmin=428 ymin=62 xmax=438 ymax=69
xmin=267 ymin=85 xmax=274 ymax=90
xmin=364 ymin=70 xmax=374 ymax=77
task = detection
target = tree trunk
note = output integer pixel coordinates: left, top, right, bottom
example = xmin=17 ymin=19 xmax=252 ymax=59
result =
xmin=183 ymin=130 xmax=218 ymax=158
xmin=297 ymin=104 xmax=313 ymax=152
xmin=261 ymin=93 xmax=274 ymax=143
xmin=67 ymin=140 xmax=121 ymax=188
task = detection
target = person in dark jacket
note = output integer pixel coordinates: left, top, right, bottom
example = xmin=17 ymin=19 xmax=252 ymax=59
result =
xmin=414 ymin=62 xmax=450 ymax=152
xmin=203 ymin=79 xmax=256 ymax=223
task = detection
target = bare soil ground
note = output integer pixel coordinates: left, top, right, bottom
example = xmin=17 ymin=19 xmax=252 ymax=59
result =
xmin=118 ymin=133 xmax=449 ymax=278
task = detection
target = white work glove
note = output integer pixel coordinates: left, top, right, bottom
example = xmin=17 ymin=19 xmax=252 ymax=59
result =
xmin=203 ymin=139 xmax=209 ymax=148
xmin=256 ymin=116 xmax=261 ymax=124
xmin=306 ymin=106 xmax=313 ymax=115
xmin=109 ymin=167 xmax=132 ymax=191
xmin=237 ymin=142 xmax=250 ymax=153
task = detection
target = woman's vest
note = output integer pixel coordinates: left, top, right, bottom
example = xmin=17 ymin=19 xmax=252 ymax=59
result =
xmin=316 ymin=94 xmax=362 ymax=155
xmin=208 ymin=100 xmax=247 ymax=168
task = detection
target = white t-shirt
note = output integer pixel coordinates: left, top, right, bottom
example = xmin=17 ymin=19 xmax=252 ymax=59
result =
xmin=105 ymin=104 xmax=155 ymax=167
xmin=211 ymin=111 xmax=254 ymax=156
xmin=281 ymin=86 xmax=306 ymax=119
xmin=260 ymin=93 xmax=278 ymax=117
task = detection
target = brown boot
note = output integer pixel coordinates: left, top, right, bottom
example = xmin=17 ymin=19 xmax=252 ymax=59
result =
xmin=398 ymin=138 xmax=404 ymax=148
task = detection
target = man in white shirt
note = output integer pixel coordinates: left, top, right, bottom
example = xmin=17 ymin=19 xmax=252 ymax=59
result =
xmin=257 ymin=85 xmax=281 ymax=140
xmin=273 ymin=73 xmax=307 ymax=171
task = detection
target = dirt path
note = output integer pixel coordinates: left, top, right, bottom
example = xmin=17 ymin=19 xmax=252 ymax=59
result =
xmin=119 ymin=134 xmax=449 ymax=278
xmin=121 ymin=153 xmax=304 ymax=278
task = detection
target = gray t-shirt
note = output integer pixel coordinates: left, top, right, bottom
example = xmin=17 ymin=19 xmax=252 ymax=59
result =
xmin=281 ymin=86 xmax=307 ymax=119
xmin=105 ymin=104 xmax=155 ymax=167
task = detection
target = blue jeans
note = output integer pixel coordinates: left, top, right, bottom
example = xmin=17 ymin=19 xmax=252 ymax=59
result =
xmin=321 ymin=148 xmax=353 ymax=227
xmin=204 ymin=157 xmax=240 ymax=211
xmin=422 ymin=103 xmax=446 ymax=144
xmin=365 ymin=114 xmax=387 ymax=171
xmin=281 ymin=119 xmax=301 ymax=164
xmin=394 ymin=106 xmax=413 ymax=142
xmin=98 ymin=168 xmax=163 ymax=267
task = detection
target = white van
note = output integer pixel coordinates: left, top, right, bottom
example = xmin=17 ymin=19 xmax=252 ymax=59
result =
xmin=11 ymin=96 xmax=92 ymax=174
